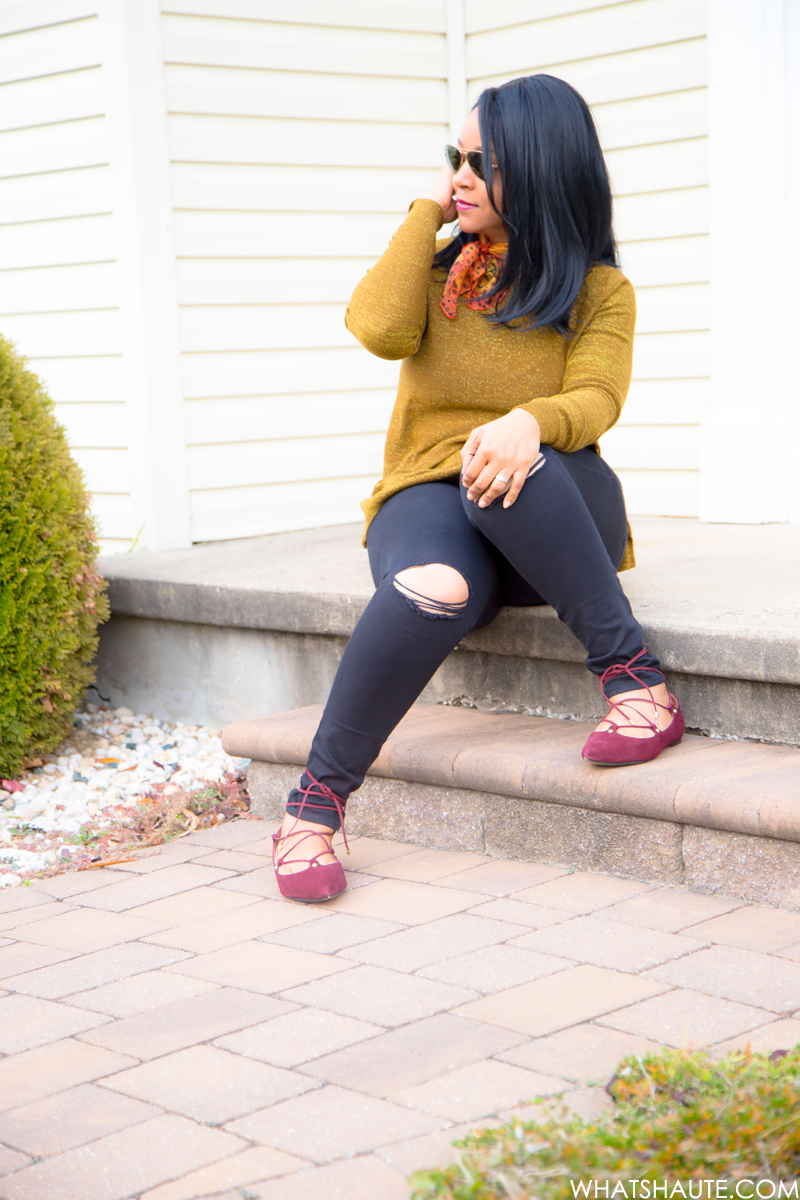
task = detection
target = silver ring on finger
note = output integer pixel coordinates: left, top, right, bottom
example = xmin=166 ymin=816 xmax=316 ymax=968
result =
xmin=495 ymin=472 xmax=509 ymax=484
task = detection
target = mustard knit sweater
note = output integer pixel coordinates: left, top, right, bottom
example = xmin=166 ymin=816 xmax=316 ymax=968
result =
xmin=347 ymin=199 xmax=637 ymax=570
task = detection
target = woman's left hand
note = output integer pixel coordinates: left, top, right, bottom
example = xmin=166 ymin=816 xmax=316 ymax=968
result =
xmin=461 ymin=409 xmax=542 ymax=509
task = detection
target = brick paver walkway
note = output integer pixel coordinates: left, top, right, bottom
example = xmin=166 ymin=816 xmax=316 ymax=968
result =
xmin=2 ymin=820 xmax=800 ymax=1199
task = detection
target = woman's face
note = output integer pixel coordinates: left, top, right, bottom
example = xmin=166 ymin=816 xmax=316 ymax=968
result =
xmin=451 ymin=108 xmax=506 ymax=243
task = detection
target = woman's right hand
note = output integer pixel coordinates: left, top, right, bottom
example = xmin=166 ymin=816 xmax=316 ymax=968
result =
xmin=426 ymin=165 xmax=457 ymax=222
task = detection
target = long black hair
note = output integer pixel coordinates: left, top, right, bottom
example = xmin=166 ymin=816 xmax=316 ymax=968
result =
xmin=434 ymin=74 xmax=618 ymax=335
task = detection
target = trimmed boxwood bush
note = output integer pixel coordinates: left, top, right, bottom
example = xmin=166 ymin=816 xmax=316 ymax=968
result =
xmin=0 ymin=335 xmax=109 ymax=777
xmin=410 ymin=1048 xmax=800 ymax=1198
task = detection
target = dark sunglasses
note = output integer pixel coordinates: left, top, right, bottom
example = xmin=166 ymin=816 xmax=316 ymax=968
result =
xmin=444 ymin=144 xmax=498 ymax=182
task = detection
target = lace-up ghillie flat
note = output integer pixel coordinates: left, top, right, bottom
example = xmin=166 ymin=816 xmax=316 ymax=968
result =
xmin=272 ymin=773 xmax=348 ymax=902
xmin=581 ymin=650 xmax=685 ymax=767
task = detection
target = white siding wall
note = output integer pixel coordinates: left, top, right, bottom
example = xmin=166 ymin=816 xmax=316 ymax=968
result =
xmin=0 ymin=1 xmax=134 ymax=552
xmin=1 ymin=1 xmax=710 ymax=549
xmin=466 ymin=0 xmax=709 ymax=517
xmin=162 ymin=0 xmax=449 ymax=541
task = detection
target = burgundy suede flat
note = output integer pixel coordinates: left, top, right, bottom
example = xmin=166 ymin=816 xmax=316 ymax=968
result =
xmin=272 ymin=773 xmax=349 ymax=903
xmin=582 ymin=650 xmax=685 ymax=768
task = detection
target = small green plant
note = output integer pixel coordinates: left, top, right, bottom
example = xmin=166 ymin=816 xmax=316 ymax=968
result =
xmin=410 ymin=1048 xmax=800 ymax=1199
xmin=0 ymin=335 xmax=109 ymax=777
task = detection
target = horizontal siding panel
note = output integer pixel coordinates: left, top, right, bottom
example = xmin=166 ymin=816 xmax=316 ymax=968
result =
xmin=620 ymin=379 xmax=710 ymax=426
xmin=634 ymin=284 xmax=709 ymax=333
xmin=26 ymin=355 xmax=124 ymax=402
xmin=181 ymin=347 xmax=401 ymax=399
xmin=55 ymin=401 xmax=128 ymax=449
xmin=0 ymin=15 xmax=100 ymax=84
xmin=0 ymin=2 xmax=96 ymax=38
xmin=632 ymin=331 xmax=710 ymax=380
xmin=165 ymin=65 xmax=447 ymax=125
xmin=176 ymin=257 xmax=370 ymax=306
xmin=466 ymin=0 xmax=706 ymax=80
xmin=467 ymin=0 xmax=620 ymax=34
xmin=173 ymin=210 xmax=402 ymax=259
xmin=0 ymin=165 xmax=111 ymax=225
xmin=162 ymin=15 xmax=447 ymax=80
xmin=0 ymin=262 xmax=118 ymax=315
xmin=163 ymin=1 xmax=446 ymax=33
xmin=606 ymin=138 xmax=707 ymax=197
xmin=186 ymin=431 xmax=384 ymax=490
xmin=620 ymin=235 xmax=709 ymax=288
xmin=614 ymin=187 xmax=708 ymax=243
xmin=90 ymin=492 xmax=137 ymax=546
xmin=185 ymin=390 xmax=395 ymax=445
xmin=170 ymin=163 xmax=435 ymax=216
xmin=0 ymin=116 xmax=107 ymax=180
xmin=0 ymin=67 xmax=104 ymax=134
xmin=179 ymin=304 xmax=349 ymax=353
xmin=593 ymin=89 xmax=706 ymax=153
xmin=601 ymin=424 xmax=700 ymax=472
xmin=189 ymin=475 xmax=376 ymax=542
xmin=0 ymin=213 xmax=115 ymax=270
xmin=72 ymin=446 xmax=131 ymax=493
xmin=1 ymin=308 xmax=120 ymax=358
xmin=167 ymin=114 xmax=445 ymax=170
xmin=469 ymin=38 xmax=706 ymax=108
xmin=617 ymin=468 xmax=699 ymax=517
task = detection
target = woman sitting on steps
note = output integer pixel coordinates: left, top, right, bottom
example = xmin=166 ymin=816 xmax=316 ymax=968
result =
xmin=271 ymin=73 xmax=685 ymax=903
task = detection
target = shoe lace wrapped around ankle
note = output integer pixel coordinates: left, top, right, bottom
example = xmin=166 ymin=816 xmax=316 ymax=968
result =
xmin=599 ymin=649 xmax=672 ymax=734
xmin=274 ymin=773 xmax=350 ymax=869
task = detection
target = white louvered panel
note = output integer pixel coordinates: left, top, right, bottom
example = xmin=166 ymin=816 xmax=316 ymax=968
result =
xmin=0 ymin=67 xmax=104 ymax=134
xmin=175 ymin=257 xmax=370 ymax=307
xmin=620 ymin=236 xmax=709 ymax=289
xmin=189 ymin=475 xmax=380 ymax=542
xmin=165 ymin=64 xmax=447 ymax=125
xmin=0 ymin=117 xmax=108 ymax=180
xmin=27 ymin=356 xmax=125 ymax=402
xmin=601 ymin=424 xmax=700 ymax=472
xmin=168 ymin=114 xmax=445 ymax=170
xmin=179 ymin=304 xmax=349 ymax=354
xmin=634 ymin=284 xmax=709 ymax=334
xmin=184 ymin=390 xmax=395 ymax=446
xmin=0 ymin=1 xmax=96 ymax=38
xmin=469 ymin=38 xmax=706 ymax=108
xmin=162 ymin=15 xmax=447 ymax=80
xmin=1 ymin=309 xmax=121 ymax=358
xmin=0 ymin=15 xmax=100 ymax=85
xmin=170 ymin=163 xmax=435 ymax=216
xmin=55 ymin=401 xmax=128 ymax=448
xmin=614 ymin=187 xmax=708 ymax=243
xmin=186 ymin=431 xmax=384 ymax=491
xmin=621 ymin=379 xmax=711 ymax=426
xmin=606 ymin=138 xmax=708 ymax=198
xmin=632 ymin=332 xmax=710 ymax=381
xmin=91 ymin=492 xmax=138 ymax=546
xmin=72 ymin=447 xmax=131 ymax=494
xmin=172 ymin=210 xmax=406 ymax=261
xmin=0 ymin=214 xmax=115 ymax=270
xmin=163 ymin=0 xmax=446 ymax=34
xmin=616 ymin=469 xmax=700 ymax=518
xmin=466 ymin=0 xmax=705 ymax=81
xmin=180 ymin=348 xmax=401 ymax=400
xmin=0 ymin=165 xmax=112 ymax=225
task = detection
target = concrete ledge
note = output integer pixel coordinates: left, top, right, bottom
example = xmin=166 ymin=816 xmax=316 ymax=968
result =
xmin=227 ymin=704 xmax=800 ymax=910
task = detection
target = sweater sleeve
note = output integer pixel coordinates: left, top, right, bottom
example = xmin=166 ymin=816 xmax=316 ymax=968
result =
xmin=516 ymin=275 xmax=636 ymax=451
xmin=345 ymin=199 xmax=444 ymax=360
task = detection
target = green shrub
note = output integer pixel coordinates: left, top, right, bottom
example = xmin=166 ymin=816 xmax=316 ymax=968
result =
xmin=410 ymin=1048 xmax=800 ymax=1199
xmin=0 ymin=335 xmax=109 ymax=777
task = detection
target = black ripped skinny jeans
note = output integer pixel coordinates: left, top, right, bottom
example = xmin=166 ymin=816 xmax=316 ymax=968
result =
xmin=286 ymin=444 xmax=663 ymax=830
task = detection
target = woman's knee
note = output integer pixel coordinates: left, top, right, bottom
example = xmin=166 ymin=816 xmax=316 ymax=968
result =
xmin=393 ymin=563 xmax=469 ymax=619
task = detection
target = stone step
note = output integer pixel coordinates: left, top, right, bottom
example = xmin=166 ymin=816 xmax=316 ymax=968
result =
xmin=96 ymin=515 xmax=800 ymax=744
xmin=223 ymin=703 xmax=800 ymax=912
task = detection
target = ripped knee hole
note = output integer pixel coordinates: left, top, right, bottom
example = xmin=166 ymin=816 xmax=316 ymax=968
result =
xmin=393 ymin=565 xmax=469 ymax=620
